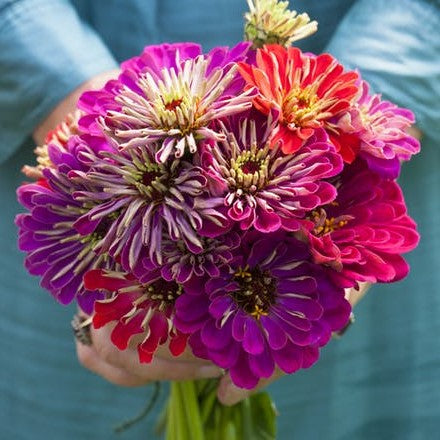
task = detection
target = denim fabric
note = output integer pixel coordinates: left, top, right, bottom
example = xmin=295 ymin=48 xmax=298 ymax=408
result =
xmin=1 ymin=1 xmax=439 ymax=438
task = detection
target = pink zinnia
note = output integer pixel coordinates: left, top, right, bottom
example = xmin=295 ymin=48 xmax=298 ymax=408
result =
xmin=78 ymin=42 xmax=255 ymax=163
xmin=334 ymin=81 xmax=420 ymax=178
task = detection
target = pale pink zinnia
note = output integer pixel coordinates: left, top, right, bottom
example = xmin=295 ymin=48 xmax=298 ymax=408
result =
xmin=334 ymin=81 xmax=420 ymax=178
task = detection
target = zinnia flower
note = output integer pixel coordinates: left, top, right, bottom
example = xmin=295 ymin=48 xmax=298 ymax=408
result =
xmin=238 ymin=45 xmax=359 ymax=158
xmin=334 ymin=81 xmax=420 ymax=178
xmin=22 ymin=110 xmax=82 ymax=180
xmin=79 ymin=42 xmax=255 ymax=163
xmin=202 ymin=113 xmax=343 ymax=232
xmin=73 ymin=142 xmax=230 ymax=271
xmin=134 ymin=232 xmax=241 ymax=285
xmin=175 ymin=231 xmax=350 ymax=389
xmin=84 ymin=269 xmax=199 ymax=363
xmin=307 ymin=160 xmax=419 ymax=286
xmin=16 ymin=137 xmax=116 ymax=313
xmin=244 ymin=0 xmax=317 ymax=48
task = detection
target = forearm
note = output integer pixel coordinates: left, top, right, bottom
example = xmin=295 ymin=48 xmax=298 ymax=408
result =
xmin=32 ymin=69 xmax=119 ymax=145
xmin=0 ymin=0 xmax=118 ymax=161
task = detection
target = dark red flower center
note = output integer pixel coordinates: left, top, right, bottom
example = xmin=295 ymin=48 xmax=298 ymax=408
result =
xmin=241 ymin=159 xmax=261 ymax=175
xmin=142 ymin=169 xmax=162 ymax=186
xmin=164 ymin=98 xmax=183 ymax=112
xmin=233 ymin=265 xmax=276 ymax=319
xmin=146 ymin=279 xmax=183 ymax=310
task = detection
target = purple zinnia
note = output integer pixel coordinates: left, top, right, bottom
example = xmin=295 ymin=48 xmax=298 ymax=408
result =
xmin=133 ymin=232 xmax=241 ymax=284
xmin=16 ymin=136 xmax=116 ymax=313
xmin=202 ymin=114 xmax=343 ymax=233
xmin=73 ymin=142 xmax=230 ymax=272
xmin=78 ymin=42 xmax=256 ymax=163
xmin=174 ymin=231 xmax=350 ymax=389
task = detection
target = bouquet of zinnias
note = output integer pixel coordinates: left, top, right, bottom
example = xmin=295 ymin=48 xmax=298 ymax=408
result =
xmin=16 ymin=1 xmax=420 ymax=438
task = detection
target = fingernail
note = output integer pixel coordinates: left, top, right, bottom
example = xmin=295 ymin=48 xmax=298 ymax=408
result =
xmin=218 ymin=383 xmax=249 ymax=406
xmin=199 ymin=365 xmax=224 ymax=379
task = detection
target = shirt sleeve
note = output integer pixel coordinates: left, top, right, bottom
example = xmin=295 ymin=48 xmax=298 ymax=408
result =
xmin=325 ymin=0 xmax=440 ymax=141
xmin=0 ymin=0 xmax=118 ymax=163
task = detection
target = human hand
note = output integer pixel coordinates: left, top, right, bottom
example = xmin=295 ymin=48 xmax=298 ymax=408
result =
xmin=75 ymin=318 xmax=223 ymax=387
xmin=77 ymin=283 xmax=370 ymax=397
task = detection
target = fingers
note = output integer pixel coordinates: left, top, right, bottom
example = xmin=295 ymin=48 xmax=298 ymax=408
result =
xmin=217 ymin=369 xmax=284 ymax=406
xmin=76 ymin=341 xmax=148 ymax=387
xmin=345 ymin=282 xmax=371 ymax=308
xmin=89 ymin=324 xmax=223 ymax=382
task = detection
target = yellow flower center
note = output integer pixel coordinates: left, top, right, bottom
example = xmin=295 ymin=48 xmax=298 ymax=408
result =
xmin=310 ymin=208 xmax=349 ymax=236
xmin=233 ymin=265 xmax=276 ymax=319
xmin=230 ymin=146 xmax=271 ymax=193
xmin=283 ymin=86 xmax=322 ymax=127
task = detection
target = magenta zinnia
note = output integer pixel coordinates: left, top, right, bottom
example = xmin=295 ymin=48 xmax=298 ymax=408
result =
xmin=79 ymin=42 xmax=255 ymax=163
xmin=307 ymin=160 xmax=420 ymax=285
xmin=203 ymin=114 xmax=343 ymax=232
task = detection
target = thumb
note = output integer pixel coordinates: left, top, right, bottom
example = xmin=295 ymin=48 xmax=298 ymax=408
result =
xmin=217 ymin=373 xmax=252 ymax=406
xmin=217 ymin=369 xmax=285 ymax=406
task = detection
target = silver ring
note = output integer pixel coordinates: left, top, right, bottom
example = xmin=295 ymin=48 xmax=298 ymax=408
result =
xmin=71 ymin=313 xmax=92 ymax=346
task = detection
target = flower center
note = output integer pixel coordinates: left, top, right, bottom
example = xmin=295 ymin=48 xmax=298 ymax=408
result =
xmin=310 ymin=207 xmax=349 ymax=236
xmin=241 ymin=159 xmax=261 ymax=174
xmin=164 ymin=98 xmax=183 ymax=112
xmin=123 ymin=149 xmax=171 ymax=199
xmin=283 ymin=86 xmax=321 ymax=127
xmin=142 ymin=168 xmax=163 ymax=187
xmin=146 ymin=61 xmax=205 ymax=133
xmin=233 ymin=265 xmax=276 ymax=319
xmin=80 ymin=212 xmax=119 ymax=249
xmin=359 ymin=104 xmax=376 ymax=128
xmin=146 ymin=279 xmax=183 ymax=311
xmin=231 ymin=148 xmax=270 ymax=193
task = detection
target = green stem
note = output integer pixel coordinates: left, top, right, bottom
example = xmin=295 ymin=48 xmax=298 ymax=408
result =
xmin=200 ymin=387 xmax=217 ymax=425
xmin=167 ymin=384 xmax=180 ymax=440
xmin=178 ymin=381 xmax=205 ymax=440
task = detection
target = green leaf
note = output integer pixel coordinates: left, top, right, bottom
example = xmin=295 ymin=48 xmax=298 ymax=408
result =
xmin=249 ymin=392 xmax=277 ymax=439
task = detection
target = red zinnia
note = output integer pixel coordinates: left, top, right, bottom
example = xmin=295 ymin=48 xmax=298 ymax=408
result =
xmin=84 ymin=269 xmax=191 ymax=363
xmin=238 ymin=45 xmax=359 ymax=160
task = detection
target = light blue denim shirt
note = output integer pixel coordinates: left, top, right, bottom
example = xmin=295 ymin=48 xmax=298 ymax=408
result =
xmin=1 ymin=1 xmax=439 ymax=439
